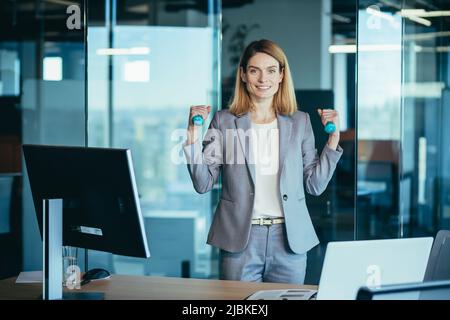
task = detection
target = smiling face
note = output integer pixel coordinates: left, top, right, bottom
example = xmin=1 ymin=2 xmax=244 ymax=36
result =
xmin=240 ymin=52 xmax=284 ymax=103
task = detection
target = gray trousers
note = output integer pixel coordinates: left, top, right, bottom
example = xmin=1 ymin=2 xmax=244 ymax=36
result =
xmin=219 ymin=224 xmax=307 ymax=284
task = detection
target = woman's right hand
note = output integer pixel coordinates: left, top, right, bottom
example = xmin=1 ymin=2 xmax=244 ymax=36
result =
xmin=186 ymin=105 xmax=211 ymax=145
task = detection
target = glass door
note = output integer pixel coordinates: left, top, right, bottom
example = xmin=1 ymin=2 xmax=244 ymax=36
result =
xmin=356 ymin=0 xmax=450 ymax=239
xmin=356 ymin=0 xmax=402 ymax=239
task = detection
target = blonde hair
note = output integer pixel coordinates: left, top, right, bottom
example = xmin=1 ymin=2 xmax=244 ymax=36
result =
xmin=228 ymin=39 xmax=298 ymax=116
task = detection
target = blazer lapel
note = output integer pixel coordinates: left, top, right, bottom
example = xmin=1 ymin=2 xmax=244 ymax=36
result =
xmin=235 ymin=113 xmax=255 ymax=186
xmin=277 ymin=113 xmax=293 ymax=178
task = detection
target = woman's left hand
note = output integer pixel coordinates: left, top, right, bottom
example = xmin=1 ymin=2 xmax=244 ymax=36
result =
xmin=318 ymin=108 xmax=340 ymax=149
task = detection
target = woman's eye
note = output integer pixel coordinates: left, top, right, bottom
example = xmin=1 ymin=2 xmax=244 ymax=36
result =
xmin=249 ymin=69 xmax=257 ymax=74
xmin=269 ymin=69 xmax=276 ymax=74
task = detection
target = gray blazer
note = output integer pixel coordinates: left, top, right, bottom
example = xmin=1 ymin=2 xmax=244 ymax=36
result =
xmin=183 ymin=110 xmax=343 ymax=254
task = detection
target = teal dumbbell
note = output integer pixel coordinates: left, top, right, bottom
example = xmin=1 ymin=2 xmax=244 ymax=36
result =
xmin=324 ymin=122 xmax=336 ymax=134
xmin=192 ymin=115 xmax=204 ymax=126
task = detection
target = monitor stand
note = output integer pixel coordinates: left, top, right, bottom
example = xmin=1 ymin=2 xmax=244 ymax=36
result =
xmin=42 ymin=199 xmax=104 ymax=300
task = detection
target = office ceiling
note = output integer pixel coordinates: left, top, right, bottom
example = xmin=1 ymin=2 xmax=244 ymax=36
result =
xmin=0 ymin=0 xmax=449 ymax=42
xmin=333 ymin=0 xmax=450 ymax=37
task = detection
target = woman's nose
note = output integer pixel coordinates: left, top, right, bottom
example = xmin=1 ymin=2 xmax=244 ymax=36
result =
xmin=258 ymin=73 xmax=268 ymax=82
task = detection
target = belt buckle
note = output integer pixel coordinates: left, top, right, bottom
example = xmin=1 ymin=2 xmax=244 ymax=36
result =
xmin=259 ymin=218 xmax=273 ymax=226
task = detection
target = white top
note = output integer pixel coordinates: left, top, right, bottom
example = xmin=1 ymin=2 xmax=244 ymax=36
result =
xmin=251 ymin=119 xmax=284 ymax=219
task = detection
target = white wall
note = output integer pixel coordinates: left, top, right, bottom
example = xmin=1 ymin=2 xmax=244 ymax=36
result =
xmin=222 ymin=0 xmax=332 ymax=90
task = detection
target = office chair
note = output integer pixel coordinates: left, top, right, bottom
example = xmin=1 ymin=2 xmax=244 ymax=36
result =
xmin=424 ymin=230 xmax=450 ymax=281
xmin=357 ymin=280 xmax=450 ymax=300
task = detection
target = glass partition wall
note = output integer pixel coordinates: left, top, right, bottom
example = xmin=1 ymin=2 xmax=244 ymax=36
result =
xmin=16 ymin=0 xmax=88 ymax=273
xmin=356 ymin=0 xmax=450 ymax=239
xmin=1 ymin=0 xmax=220 ymax=280
xmin=86 ymin=0 xmax=221 ymax=279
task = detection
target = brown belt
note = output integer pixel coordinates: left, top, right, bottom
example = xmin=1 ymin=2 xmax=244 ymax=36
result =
xmin=251 ymin=217 xmax=285 ymax=226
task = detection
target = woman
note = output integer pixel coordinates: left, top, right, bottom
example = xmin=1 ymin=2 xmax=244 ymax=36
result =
xmin=183 ymin=39 xmax=342 ymax=284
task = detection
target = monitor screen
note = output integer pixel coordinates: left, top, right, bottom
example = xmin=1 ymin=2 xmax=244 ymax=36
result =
xmin=23 ymin=144 xmax=150 ymax=258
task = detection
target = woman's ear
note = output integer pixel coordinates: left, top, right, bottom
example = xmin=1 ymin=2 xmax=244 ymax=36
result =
xmin=240 ymin=67 xmax=246 ymax=83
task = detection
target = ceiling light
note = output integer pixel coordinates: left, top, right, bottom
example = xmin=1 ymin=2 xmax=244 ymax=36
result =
xmin=398 ymin=10 xmax=432 ymax=26
xmin=366 ymin=6 xmax=396 ymax=22
xmin=96 ymin=47 xmax=150 ymax=56
xmin=329 ymin=44 xmax=402 ymax=53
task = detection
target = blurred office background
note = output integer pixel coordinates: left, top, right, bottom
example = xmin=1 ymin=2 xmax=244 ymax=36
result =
xmin=1 ymin=0 xmax=450 ymax=284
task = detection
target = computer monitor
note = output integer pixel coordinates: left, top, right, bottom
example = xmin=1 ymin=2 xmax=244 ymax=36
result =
xmin=23 ymin=144 xmax=150 ymax=259
xmin=23 ymin=144 xmax=150 ymax=297
xmin=357 ymin=280 xmax=450 ymax=300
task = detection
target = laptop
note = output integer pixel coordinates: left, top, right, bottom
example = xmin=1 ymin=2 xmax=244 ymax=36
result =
xmin=316 ymin=237 xmax=434 ymax=300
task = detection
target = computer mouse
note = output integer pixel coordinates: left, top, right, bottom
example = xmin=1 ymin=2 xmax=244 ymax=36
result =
xmin=82 ymin=268 xmax=111 ymax=281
